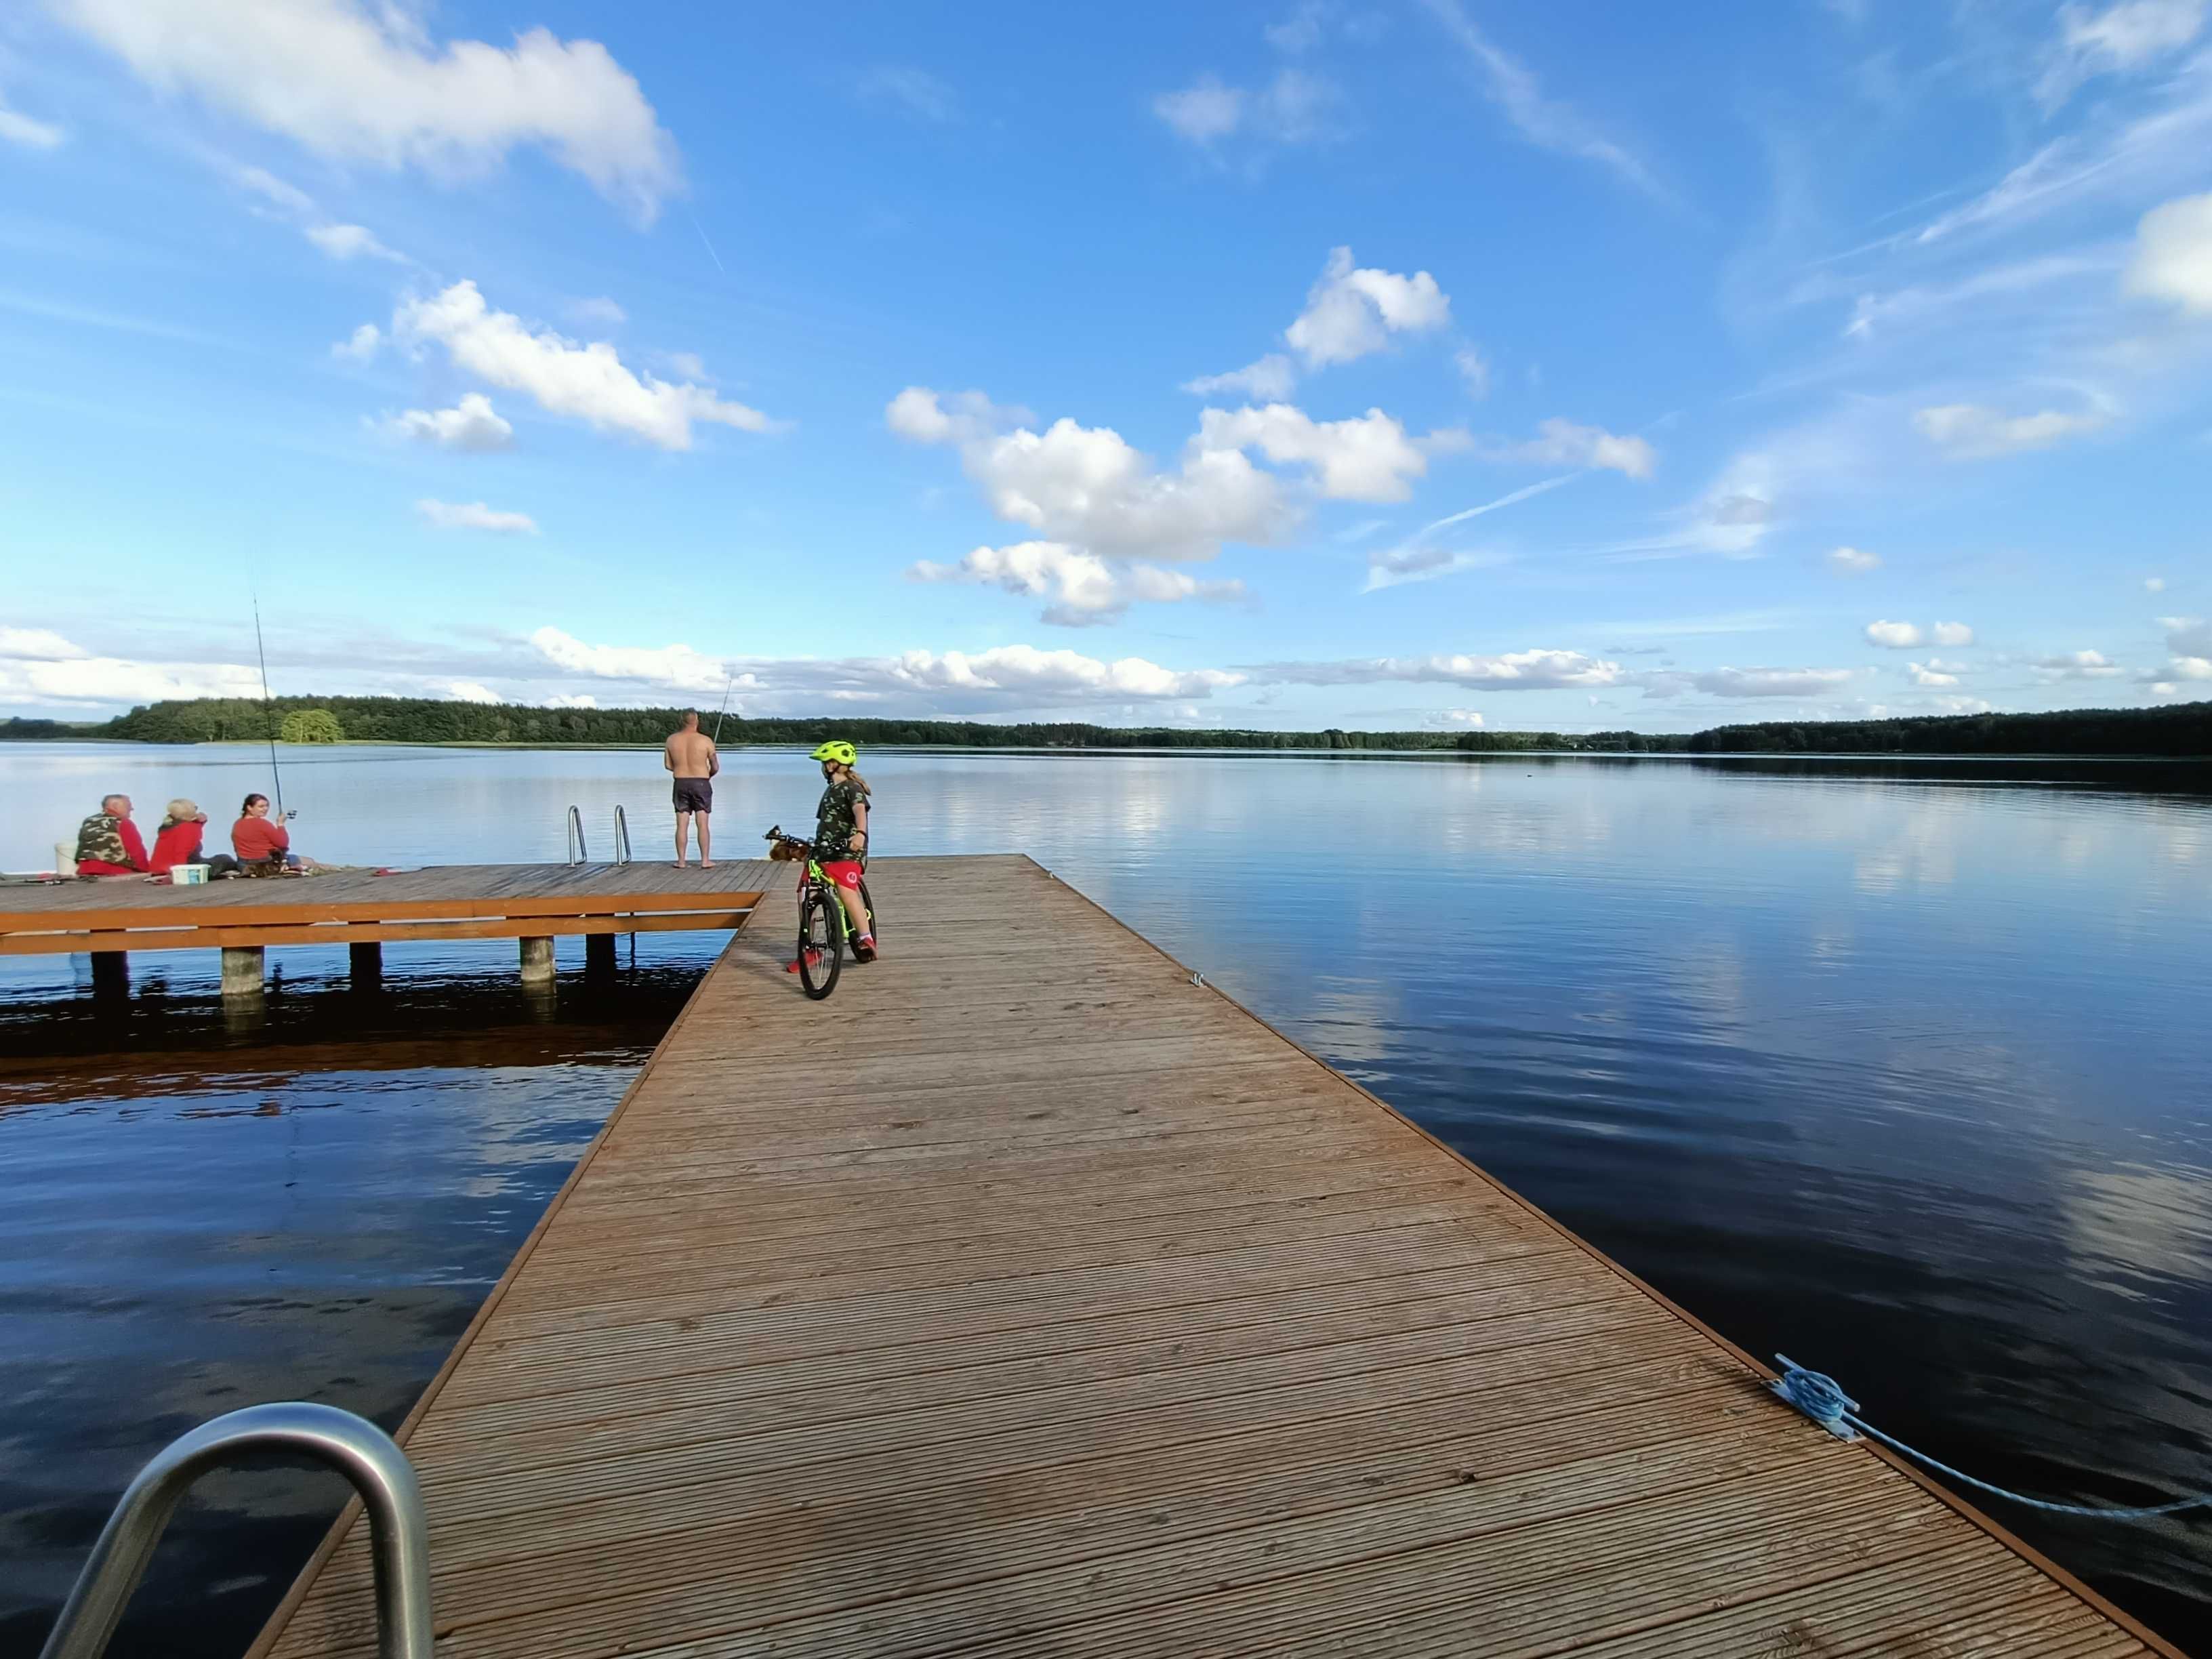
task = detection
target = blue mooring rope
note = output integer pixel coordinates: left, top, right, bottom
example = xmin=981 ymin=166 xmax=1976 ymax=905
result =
xmin=1770 ymin=1355 xmax=2212 ymax=1521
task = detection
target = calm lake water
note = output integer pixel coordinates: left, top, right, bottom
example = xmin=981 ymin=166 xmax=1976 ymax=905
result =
xmin=5 ymin=741 xmax=2212 ymax=1654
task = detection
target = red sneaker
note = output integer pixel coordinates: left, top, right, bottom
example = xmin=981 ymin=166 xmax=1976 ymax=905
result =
xmin=853 ymin=935 xmax=878 ymax=962
xmin=785 ymin=948 xmax=823 ymax=974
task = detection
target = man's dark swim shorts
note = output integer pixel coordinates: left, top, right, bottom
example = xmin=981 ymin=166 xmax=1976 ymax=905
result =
xmin=672 ymin=778 xmax=713 ymax=814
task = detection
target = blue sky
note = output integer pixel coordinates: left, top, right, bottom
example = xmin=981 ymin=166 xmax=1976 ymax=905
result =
xmin=1 ymin=0 xmax=2208 ymax=731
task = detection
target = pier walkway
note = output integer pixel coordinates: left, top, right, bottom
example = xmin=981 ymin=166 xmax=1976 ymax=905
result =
xmin=249 ymin=855 xmax=2170 ymax=1657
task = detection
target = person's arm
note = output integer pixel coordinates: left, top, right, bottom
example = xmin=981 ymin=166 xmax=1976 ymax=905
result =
xmin=120 ymin=822 xmax=150 ymax=872
xmin=849 ymin=797 xmax=868 ymax=852
xmin=663 ymin=739 xmax=676 ymax=774
xmin=270 ymin=821 xmax=291 ymax=853
xmin=707 ymin=740 xmax=719 ymax=779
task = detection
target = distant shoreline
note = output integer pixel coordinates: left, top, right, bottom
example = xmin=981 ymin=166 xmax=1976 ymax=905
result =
xmin=7 ymin=737 xmax=2212 ymax=764
xmin=3 ymin=694 xmax=2211 ymax=760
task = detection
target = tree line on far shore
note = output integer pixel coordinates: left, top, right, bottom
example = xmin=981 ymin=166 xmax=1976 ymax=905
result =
xmin=3 ymin=693 xmax=2209 ymax=757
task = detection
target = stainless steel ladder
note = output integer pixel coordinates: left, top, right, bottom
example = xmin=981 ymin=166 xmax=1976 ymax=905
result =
xmin=565 ymin=804 xmax=588 ymax=865
xmin=39 ymin=1402 xmax=432 ymax=1659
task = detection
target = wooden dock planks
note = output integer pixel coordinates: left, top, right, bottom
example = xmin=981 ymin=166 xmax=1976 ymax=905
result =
xmin=0 ymin=861 xmax=772 ymax=955
xmin=248 ymin=855 xmax=2175 ymax=1658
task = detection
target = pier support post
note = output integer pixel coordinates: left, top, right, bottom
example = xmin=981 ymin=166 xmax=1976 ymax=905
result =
xmin=349 ymin=942 xmax=383 ymax=988
xmin=220 ymin=946 xmax=265 ymax=999
xmin=90 ymin=951 xmax=129 ymax=1000
xmin=519 ymin=936 xmax=556 ymax=985
xmin=585 ymin=933 xmax=617 ymax=979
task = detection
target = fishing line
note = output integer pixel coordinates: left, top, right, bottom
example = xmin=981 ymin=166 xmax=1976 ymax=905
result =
xmin=251 ymin=595 xmax=285 ymax=820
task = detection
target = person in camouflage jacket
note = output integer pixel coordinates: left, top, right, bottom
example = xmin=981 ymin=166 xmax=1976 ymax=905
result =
xmin=76 ymin=794 xmax=150 ymax=876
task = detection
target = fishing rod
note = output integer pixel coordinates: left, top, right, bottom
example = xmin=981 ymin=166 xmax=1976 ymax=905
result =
xmin=252 ymin=596 xmax=285 ymax=820
xmin=711 ymin=669 xmax=736 ymax=743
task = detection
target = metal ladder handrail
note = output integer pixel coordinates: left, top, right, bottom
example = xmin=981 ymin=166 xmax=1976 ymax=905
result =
xmin=39 ymin=1402 xmax=432 ymax=1659
xmin=612 ymin=805 xmax=632 ymax=865
xmin=565 ymin=804 xmax=588 ymax=865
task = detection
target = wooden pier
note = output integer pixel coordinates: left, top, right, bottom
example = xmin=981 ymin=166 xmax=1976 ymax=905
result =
xmin=0 ymin=862 xmax=766 ymax=991
xmin=247 ymin=856 xmax=2172 ymax=1657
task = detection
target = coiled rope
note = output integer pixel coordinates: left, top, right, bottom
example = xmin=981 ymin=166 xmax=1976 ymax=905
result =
xmin=1771 ymin=1355 xmax=2212 ymax=1521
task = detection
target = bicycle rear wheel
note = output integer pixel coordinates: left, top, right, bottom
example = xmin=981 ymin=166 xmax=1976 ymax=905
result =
xmin=797 ymin=888 xmax=842 ymax=999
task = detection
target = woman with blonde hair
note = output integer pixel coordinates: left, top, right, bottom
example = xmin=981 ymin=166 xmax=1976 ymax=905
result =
xmin=150 ymin=798 xmax=235 ymax=877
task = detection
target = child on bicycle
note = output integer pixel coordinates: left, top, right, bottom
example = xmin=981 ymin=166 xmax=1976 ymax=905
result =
xmin=808 ymin=741 xmax=876 ymax=962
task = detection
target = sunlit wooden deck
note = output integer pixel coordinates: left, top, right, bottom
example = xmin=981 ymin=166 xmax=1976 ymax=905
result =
xmin=249 ymin=855 xmax=2173 ymax=1658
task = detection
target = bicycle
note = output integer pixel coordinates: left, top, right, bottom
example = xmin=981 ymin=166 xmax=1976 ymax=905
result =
xmin=763 ymin=827 xmax=876 ymax=1000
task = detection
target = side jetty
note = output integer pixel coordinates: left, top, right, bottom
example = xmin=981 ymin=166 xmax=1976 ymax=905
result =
xmin=229 ymin=855 xmax=2173 ymax=1656
xmin=0 ymin=862 xmax=766 ymax=994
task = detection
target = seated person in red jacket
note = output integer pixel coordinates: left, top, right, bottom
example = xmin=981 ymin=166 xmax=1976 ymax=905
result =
xmin=232 ymin=793 xmax=317 ymax=871
xmin=75 ymin=794 xmax=150 ymax=876
xmin=150 ymin=798 xmax=237 ymax=877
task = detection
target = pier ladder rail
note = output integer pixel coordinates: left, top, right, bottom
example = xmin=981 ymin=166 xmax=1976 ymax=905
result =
xmin=565 ymin=804 xmax=588 ymax=866
xmin=39 ymin=1403 xmax=432 ymax=1659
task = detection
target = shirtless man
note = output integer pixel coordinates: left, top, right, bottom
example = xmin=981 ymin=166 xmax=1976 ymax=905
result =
xmin=663 ymin=711 xmax=720 ymax=869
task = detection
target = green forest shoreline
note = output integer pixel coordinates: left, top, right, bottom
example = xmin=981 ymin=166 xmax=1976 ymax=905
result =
xmin=5 ymin=694 xmax=2211 ymax=757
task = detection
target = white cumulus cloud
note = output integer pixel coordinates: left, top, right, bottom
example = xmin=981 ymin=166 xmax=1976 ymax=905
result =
xmin=2125 ymin=192 xmax=2212 ymax=314
xmin=1828 ymin=546 xmax=1881 ymax=574
xmin=52 ymin=0 xmax=682 ymax=221
xmin=1932 ymin=621 xmax=1975 ymax=647
xmin=1195 ymin=403 xmax=1433 ymax=502
xmin=1906 ymin=661 xmax=1960 ymax=687
xmin=442 ymin=680 xmax=503 ymax=704
xmin=909 ymin=541 xmax=1246 ymax=627
xmin=1286 ymin=246 xmax=1452 ymax=368
xmin=1914 ymin=401 xmax=2111 ymax=459
xmin=392 ymin=281 xmax=776 ymax=450
xmin=1866 ymin=620 xmax=1923 ymax=648
xmin=416 ymin=498 xmax=537 ymax=534
xmin=386 ymin=392 xmax=514 ymax=451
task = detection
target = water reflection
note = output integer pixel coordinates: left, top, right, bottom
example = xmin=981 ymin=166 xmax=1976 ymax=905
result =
xmin=4 ymin=745 xmax=2212 ymax=1650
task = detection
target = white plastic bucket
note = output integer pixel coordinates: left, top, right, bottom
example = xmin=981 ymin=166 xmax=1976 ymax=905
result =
xmin=174 ymin=864 xmax=209 ymax=885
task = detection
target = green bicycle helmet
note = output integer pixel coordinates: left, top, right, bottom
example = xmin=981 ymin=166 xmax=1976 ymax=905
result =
xmin=810 ymin=740 xmax=858 ymax=766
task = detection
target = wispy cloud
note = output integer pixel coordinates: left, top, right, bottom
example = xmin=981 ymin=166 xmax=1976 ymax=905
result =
xmin=1361 ymin=474 xmax=1573 ymax=591
xmin=0 ymin=98 xmax=64 ymax=150
xmin=417 ymin=498 xmax=539 ymax=534
xmin=857 ymin=66 xmax=960 ymax=125
xmin=1154 ymin=68 xmax=1343 ymax=148
xmin=1414 ymin=0 xmax=1667 ymax=199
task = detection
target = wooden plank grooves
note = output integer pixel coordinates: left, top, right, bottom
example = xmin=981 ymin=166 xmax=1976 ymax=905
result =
xmin=251 ymin=855 xmax=2174 ymax=1659
xmin=0 ymin=859 xmax=774 ymax=954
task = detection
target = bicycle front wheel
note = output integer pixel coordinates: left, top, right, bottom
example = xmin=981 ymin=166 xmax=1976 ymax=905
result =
xmin=798 ymin=888 xmax=842 ymax=999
